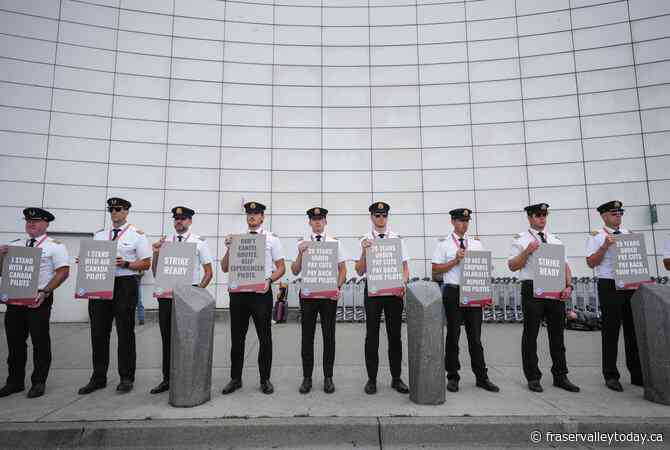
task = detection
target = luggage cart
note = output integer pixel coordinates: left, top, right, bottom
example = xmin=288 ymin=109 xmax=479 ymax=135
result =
xmin=287 ymin=279 xmax=301 ymax=321
xmin=510 ymin=278 xmax=522 ymax=323
xmin=341 ymin=278 xmax=356 ymax=322
xmin=354 ymin=278 xmax=366 ymax=322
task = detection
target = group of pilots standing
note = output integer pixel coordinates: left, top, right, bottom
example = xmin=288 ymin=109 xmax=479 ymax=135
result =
xmin=1 ymin=197 xmax=667 ymax=400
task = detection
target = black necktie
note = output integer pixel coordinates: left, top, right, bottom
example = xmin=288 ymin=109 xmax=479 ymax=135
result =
xmin=378 ymin=233 xmax=385 ymax=239
xmin=315 ymin=235 xmax=322 ymax=242
xmin=177 ymin=235 xmax=183 ymax=242
xmin=537 ymin=231 xmax=547 ymax=243
xmin=458 ymin=238 xmax=465 ymax=249
xmin=613 ymin=230 xmax=622 ymax=235
xmin=249 ymin=231 xmax=258 ymax=234
xmin=27 ymin=239 xmax=36 ymax=247
xmin=112 ymin=229 xmax=121 ymax=240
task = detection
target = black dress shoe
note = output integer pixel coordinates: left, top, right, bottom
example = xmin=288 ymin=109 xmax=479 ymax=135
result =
xmin=323 ymin=377 xmax=335 ymax=394
xmin=447 ymin=379 xmax=459 ymax=392
xmin=260 ymin=380 xmax=274 ymax=394
xmin=605 ymin=378 xmax=623 ymax=391
xmin=299 ymin=377 xmax=312 ymax=394
xmin=221 ymin=379 xmax=242 ymax=395
xmin=553 ymin=377 xmax=580 ymax=392
xmin=116 ymin=379 xmax=133 ymax=393
xmin=27 ymin=383 xmax=45 ymax=398
xmin=364 ymin=379 xmax=377 ymax=395
xmin=476 ymin=379 xmax=500 ymax=392
xmin=150 ymin=380 xmax=170 ymax=394
xmin=0 ymin=384 xmax=24 ymax=397
xmin=78 ymin=380 xmax=106 ymax=395
xmin=391 ymin=378 xmax=409 ymax=394
xmin=528 ymin=380 xmax=543 ymax=392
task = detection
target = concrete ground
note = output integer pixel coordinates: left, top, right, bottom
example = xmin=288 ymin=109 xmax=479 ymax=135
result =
xmin=0 ymin=317 xmax=668 ymax=448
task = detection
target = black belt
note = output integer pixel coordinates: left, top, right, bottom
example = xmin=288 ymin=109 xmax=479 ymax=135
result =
xmin=444 ymin=284 xmax=460 ymax=289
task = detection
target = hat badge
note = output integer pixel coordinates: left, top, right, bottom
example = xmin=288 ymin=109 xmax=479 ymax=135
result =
xmin=314 ymin=208 xmax=320 ymax=215
xmin=540 ymin=204 xmax=547 ymax=210
xmin=176 ymin=207 xmax=183 ymax=215
xmin=614 ymin=201 xmax=621 ymax=208
xmin=463 ymin=210 xmax=469 ymax=217
xmin=250 ymin=202 xmax=256 ymax=209
xmin=377 ymin=202 xmax=383 ymax=209
xmin=29 ymin=209 xmax=35 ymax=215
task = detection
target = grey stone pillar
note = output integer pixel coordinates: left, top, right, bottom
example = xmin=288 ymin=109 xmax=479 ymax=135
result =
xmin=631 ymin=284 xmax=670 ymax=405
xmin=406 ymin=281 xmax=445 ymax=405
xmin=169 ymin=285 xmax=216 ymax=407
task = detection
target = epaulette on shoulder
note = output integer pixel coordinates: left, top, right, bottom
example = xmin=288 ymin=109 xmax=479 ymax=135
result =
xmin=9 ymin=238 xmax=21 ymax=243
xmin=270 ymin=232 xmax=278 ymax=238
xmin=95 ymin=228 xmax=104 ymax=234
xmin=514 ymin=233 xmax=522 ymax=239
xmin=51 ymin=238 xmax=61 ymax=244
xmin=473 ymin=235 xmax=480 ymax=241
xmin=590 ymin=229 xmax=599 ymax=236
xmin=437 ymin=237 xmax=446 ymax=242
xmin=332 ymin=236 xmax=339 ymax=241
xmin=198 ymin=236 xmax=206 ymax=241
xmin=135 ymin=229 xmax=145 ymax=235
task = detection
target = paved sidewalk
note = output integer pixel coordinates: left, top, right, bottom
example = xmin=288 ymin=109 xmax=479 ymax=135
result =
xmin=0 ymin=319 xmax=668 ymax=448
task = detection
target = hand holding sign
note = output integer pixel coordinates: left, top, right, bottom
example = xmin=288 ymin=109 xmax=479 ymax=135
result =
xmin=152 ymin=236 xmax=166 ymax=253
xmin=27 ymin=291 xmax=46 ymax=309
xmin=455 ymin=248 xmax=466 ymax=261
xmin=603 ymin=234 xmax=615 ymax=250
xmin=526 ymin=240 xmax=540 ymax=254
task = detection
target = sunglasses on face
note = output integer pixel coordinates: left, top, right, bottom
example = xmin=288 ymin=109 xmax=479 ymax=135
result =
xmin=374 ymin=214 xmax=388 ymax=218
xmin=532 ymin=212 xmax=548 ymax=218
xmin=108 ymin=207 xmax=125 ymax=213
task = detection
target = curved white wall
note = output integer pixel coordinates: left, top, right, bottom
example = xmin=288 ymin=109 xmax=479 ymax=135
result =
xmin=1 ymin=0 xmax=669 ymax=307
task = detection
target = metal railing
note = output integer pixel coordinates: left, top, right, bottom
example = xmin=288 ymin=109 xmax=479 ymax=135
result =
xmin=283 ymin=276 xmax=669 ymax=324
